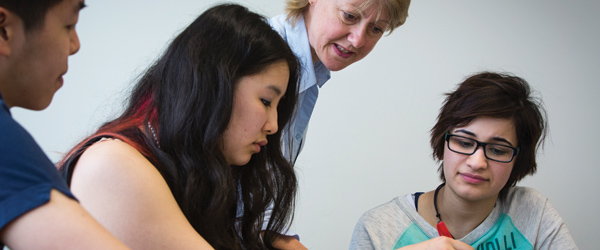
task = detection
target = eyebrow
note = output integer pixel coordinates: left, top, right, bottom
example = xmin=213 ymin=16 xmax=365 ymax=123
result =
xmin=374 ymin=18 xmax=390 ymax=25
xmin=267 ymin=85 xmax=282 ymax=96
xmin=349 ymin=3 xmax=390 ymax=24
xmin=453 ymin=129 xmax=515 ymax=147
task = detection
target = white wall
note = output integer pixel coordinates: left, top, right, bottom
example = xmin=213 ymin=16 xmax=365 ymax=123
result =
xmin=12 ymin=0 xmax=599 ymax=249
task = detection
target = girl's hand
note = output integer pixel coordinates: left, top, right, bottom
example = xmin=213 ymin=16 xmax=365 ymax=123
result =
xmin=396 ymin=236 xmax=474 ymax=250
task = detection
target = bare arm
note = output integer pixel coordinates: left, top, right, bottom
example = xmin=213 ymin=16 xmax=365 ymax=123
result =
xmin=0 ymin=189 xmax=130 ymax=250
xmin=70 ymin=139 xmax=213 ymax=250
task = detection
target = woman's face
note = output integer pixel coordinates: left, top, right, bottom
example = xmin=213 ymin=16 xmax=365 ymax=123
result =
xmin=221 ymin=61 xmax=289 ymax=166
xmin=442 ymin=116 xmax=517 ymax=204
xmin=304 ymin=0 xmax=389 ymax=71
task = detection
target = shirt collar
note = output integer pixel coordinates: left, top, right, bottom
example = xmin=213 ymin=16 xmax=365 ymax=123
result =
xmin=282 ymin=15 xmax=331 ymax=93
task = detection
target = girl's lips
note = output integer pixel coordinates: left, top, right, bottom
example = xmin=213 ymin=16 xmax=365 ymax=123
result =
xmin=253 ymin=140 xmax=268 ymax=153
xmin=460 ymin=173 xmax=487 ymax=184
xmin=256 ymin=140 xmax=268 ymax=147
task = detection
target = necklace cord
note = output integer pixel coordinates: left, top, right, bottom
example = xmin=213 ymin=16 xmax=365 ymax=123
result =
xmin=434 ymin=182 xmax=454 ymax=238
xmin=434 ymin=183 xmax=445 ymax=222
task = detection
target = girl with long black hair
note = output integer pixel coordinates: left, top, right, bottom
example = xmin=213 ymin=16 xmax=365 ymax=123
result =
xmin=59 ymin=4 xmax=300 ymax=249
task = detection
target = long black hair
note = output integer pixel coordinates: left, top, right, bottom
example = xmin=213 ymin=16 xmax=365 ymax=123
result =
xmin=60 ymin=4 xmax=300 ymax=249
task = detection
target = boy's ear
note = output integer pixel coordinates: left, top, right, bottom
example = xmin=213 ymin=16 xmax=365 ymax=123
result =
xmin=0 ymin=7 xmax=19 ymax=57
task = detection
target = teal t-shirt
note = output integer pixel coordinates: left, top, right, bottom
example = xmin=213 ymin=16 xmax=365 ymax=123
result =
xmin=350 ymin=188 xmax=578 ymax=250
xmin=393 ymin=213 xmax=533 ymax=250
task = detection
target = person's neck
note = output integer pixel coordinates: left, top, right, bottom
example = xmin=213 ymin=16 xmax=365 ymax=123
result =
xmin=311 ymin=50 xmax=320 ymax=66
xmin=432 ymin=184 xmax=497 ymax=239
xmin=0 ymin=86 xmax=13 ymax=108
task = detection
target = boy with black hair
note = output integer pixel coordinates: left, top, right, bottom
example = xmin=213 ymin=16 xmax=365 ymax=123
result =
xmin=0 ymin=0 xmax=129 ymax=248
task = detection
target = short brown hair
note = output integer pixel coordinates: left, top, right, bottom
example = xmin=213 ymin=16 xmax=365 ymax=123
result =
xmin=430 ymin=72 xmax=548 ymax=200
xmin=285 ymin=0 xmax=411 ymax=33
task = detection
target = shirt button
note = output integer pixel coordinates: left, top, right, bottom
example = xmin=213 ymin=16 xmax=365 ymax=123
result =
xmin=295 ymin=134 xmax=302 ymax=140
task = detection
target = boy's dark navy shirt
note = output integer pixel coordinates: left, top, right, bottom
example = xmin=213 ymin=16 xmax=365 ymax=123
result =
xmin=0 ymin=93 xmax=75 ymax=242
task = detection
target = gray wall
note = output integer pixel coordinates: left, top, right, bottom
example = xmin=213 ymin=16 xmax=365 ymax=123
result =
xmin=12 ymin=0 xmax=599 ymax=249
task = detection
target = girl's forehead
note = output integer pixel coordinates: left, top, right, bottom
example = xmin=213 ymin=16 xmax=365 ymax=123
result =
xmin=451 ymin=117 xmax=518 ymax=142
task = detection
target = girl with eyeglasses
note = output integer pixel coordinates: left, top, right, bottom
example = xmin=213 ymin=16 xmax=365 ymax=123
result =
xmin=350 ymin=72 xmax=578 ymax=250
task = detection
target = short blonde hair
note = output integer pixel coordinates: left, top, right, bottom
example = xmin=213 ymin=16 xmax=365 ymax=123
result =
xmin=285 ymin=0 xmax=411 ymax=33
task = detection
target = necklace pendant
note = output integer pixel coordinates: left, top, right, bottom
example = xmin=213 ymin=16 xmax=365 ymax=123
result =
xmin=437 ymin=220 xmax=453 ymax=238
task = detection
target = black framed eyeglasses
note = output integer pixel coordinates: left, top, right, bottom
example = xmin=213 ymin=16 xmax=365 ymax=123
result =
xmin=445 ymin=132 xmax=520 ymax=163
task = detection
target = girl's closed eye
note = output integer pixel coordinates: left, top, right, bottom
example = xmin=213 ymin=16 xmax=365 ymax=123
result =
xmin=458 ymin=140 xmax=474 ymax=148
xmin=261 ymin=98 xmax=272 ymax=107
xmin=488 ymin=145 xmax=510 ymax=156
xmin=453 ymin=137 xmax=474 ymax=148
